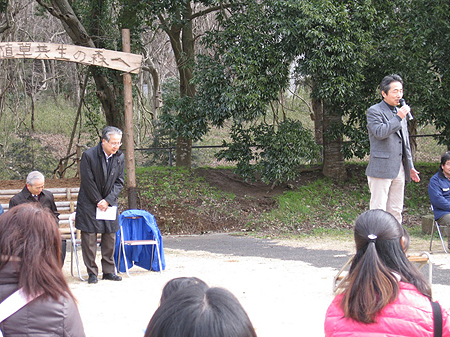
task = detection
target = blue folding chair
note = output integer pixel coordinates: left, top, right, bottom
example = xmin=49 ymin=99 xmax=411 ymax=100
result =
xmin=115 ymin=209 xmax=165 ymax=277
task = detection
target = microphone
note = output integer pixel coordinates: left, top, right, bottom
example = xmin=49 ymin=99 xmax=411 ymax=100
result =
xmin=399 ymin=98 xmax=413 ymax=120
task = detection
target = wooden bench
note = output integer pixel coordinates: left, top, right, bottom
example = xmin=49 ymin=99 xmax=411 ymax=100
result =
xmin=333 ymin=252 xmax=432 ymax=293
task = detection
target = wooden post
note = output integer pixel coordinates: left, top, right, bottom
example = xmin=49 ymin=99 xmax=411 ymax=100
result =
xmin=122 ymin=29 xmax=137 ymax=209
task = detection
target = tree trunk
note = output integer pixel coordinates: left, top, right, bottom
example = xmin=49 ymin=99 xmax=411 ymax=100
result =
xmin=408 ymin=118 xmax=417 ymax=161
xmin=322 ymin=102 xmax=347 ymax=180
xmin=163 ymin=2 xmax=196 ymax=168
xmin=37 ymin=0 xmax=124 ymax=129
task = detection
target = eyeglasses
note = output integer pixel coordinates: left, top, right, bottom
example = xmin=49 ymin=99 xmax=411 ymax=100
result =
xmin=108 ymin=141 xmax=122 ymax=147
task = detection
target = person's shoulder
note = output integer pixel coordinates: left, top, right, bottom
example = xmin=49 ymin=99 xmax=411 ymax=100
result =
xmin=85 ymin=144 xmax=98 ymax=154
xmin=430 ymin=171 xmax=445 ymax=183
xmin=9 ymin=189 xmax=25 ymax=202
xmin=10 ymin=193 xmax=20 ymax=201
xmin=367 ymin=101 xmax=385 ymax=117
xmin=369 ymin=101 xmax=383 ymax=109
xmin=398 ymin=282 xmax=429 ymax=299
xmin=41 ymin=189 xmax=55 ymax=197
xmin=115 ymin=150 xmax=125 ymax=160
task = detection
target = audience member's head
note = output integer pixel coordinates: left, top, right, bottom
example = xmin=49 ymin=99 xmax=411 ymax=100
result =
xmin=440 ymin=151 xmax=450 ymax=172
xmin=26 ymin=170 xmax=45 ymax=196
xmin=145 ymin=279 xmax=257 ymax=337
xmin=160 ymin=277 xmax=208 ymax=304
xmin=339 ymin=209 xmax=431 ymax=323
xmin=0 ymin=203 xmax=73 ymax=301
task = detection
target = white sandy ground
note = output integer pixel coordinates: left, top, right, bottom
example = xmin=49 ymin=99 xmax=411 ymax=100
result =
xmin=63 ymin=236 xmax=450 ymax=337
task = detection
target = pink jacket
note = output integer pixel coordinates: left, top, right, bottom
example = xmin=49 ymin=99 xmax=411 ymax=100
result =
xmin=325 ymin=282 xmax=450 ymax=337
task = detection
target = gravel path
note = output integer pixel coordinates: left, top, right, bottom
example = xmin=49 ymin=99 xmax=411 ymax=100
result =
xmin=64 ymin=233 xmax=450 ymax=337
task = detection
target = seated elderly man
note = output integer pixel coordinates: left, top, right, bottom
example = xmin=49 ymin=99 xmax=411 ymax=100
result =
xmin=428 ymin=152 xmax=450 ymax=249
xmin=9 ymin=171 xmax=65 ymax=263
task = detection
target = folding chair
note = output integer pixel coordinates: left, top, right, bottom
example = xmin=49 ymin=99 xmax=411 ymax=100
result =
xmin=115 ymin=209 xmax=165 ymax=277
xmin=68 ymin=212 xmax=101 ymax=281
xmin=68 ymin=212 xmax=85 ymax=281
xmin=430 ymin=206 xmax=449 ymax=254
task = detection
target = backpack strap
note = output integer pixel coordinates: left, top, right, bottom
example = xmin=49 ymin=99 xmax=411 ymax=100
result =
xmin=0 ymin=288 xmax=38 ymax=336
xmin=431 ymin=301 xmax=443 ymax=337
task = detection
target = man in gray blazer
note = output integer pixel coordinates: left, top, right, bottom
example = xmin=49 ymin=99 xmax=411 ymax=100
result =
xmin=366 ymin=74 xmax=420 ymax=224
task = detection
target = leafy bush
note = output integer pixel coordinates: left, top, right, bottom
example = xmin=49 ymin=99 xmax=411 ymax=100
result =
xmin=217 ymin=119 xmax=321 ymax=183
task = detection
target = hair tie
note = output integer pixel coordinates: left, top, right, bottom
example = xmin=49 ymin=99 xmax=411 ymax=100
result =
xmin=368 ymin=234 xmax=377 ymax=243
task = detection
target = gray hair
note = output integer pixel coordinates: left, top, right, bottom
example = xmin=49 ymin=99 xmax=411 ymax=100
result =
xmin=26 ymin=171 xmax=45 ymax=185
xmin=101 ymin=126 xmax=122 ymax=142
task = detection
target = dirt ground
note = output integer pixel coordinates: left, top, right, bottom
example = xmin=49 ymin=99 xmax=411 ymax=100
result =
xmin=2 ymin=170 xmax=449 ymax=336
xmin=64 ymin=233 xmax=450 ymax=337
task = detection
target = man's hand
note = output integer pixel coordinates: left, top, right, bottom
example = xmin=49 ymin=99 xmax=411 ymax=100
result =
xmin=397 ymin=105 xmax=411 ymax=119
xmin=410 ymin=168 xmax=420 ymax=182
xmin=97 ymin=199 xmax=109 ymax=211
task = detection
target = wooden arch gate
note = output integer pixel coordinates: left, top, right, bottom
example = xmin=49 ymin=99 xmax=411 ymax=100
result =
xmin=0 ymin=29 xmax=143 ymax=208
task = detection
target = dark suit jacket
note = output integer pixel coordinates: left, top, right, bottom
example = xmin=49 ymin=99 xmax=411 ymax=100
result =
xmin=9 ymin=186 xmax=60 ymax=221
xmin=75 ymin=142 xmax=124 ymax=233
xmin=365 ymin=100 xmax=415 ymax=182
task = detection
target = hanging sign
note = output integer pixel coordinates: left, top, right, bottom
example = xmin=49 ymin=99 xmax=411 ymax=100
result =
xmin=0 ymin=42 xmax=142 ymax=74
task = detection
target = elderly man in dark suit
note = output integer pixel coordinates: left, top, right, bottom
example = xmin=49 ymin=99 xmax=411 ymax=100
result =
xmin=9 ymin=171 xmax=64 ymax=263
xmin=365 ymin=74 xmax=420 ymax=224
xmin=9 ymin=171 xmax=60 ymax=218
xmin=76 ymin=126 xmax=125 ymax=284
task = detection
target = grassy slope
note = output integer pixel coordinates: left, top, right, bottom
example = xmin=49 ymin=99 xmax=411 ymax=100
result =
xmin=134 ymin=161 xmax=439 ymax=241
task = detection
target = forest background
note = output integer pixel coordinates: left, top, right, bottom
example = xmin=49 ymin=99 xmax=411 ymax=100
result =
xmin=0 ymin=0 xmax=449 ymax=237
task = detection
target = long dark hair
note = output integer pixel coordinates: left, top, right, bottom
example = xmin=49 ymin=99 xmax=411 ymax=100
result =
xmin=339 ymin=209 xmax=431 ymax=323
xmin=0 ymin=203 xmax=74 ymax=301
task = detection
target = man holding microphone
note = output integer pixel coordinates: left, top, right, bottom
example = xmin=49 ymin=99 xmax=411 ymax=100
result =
xmin=365 ymin=74 xmax=420 ymax=224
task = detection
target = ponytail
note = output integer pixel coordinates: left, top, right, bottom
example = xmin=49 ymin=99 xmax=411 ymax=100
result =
xmin=340 ymin=240 xmax=398 ymax=323
xmin=338 ymin=210 xmax=431 ymax=323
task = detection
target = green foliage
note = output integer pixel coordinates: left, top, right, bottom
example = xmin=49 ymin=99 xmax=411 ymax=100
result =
xmin=160 ymin=78 xmax=208 ymax=142
xmin=195 ymin=0 xmax=378 ymax=179
xmin=217 ymin=119 xmax=321 ymax=183
xmin=0 ymin=0 xmax=7 ymax=13
xmin=404 ymin=162 xmax=439 ymax=216
xmin=195 ymin=1 xmax=292 ymax=124
xmin=400 ymin=1 xmax=450 ymax=149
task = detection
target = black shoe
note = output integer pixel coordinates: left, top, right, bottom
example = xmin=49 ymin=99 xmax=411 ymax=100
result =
xmin=88 ymin=274 xmax=98 ymax=284
xmin=102 ymin=273 xmax=122 ymax=281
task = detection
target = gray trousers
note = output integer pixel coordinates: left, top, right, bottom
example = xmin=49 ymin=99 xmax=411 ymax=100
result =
xmin=81 ymin=231 xmax=116 ymax=276
xmin=437 ymin=213 xmax=450 ymax=237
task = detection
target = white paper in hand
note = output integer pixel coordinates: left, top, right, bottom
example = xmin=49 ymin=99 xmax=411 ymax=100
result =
xmin=96 ymin=206 xmax=117 ymax=220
